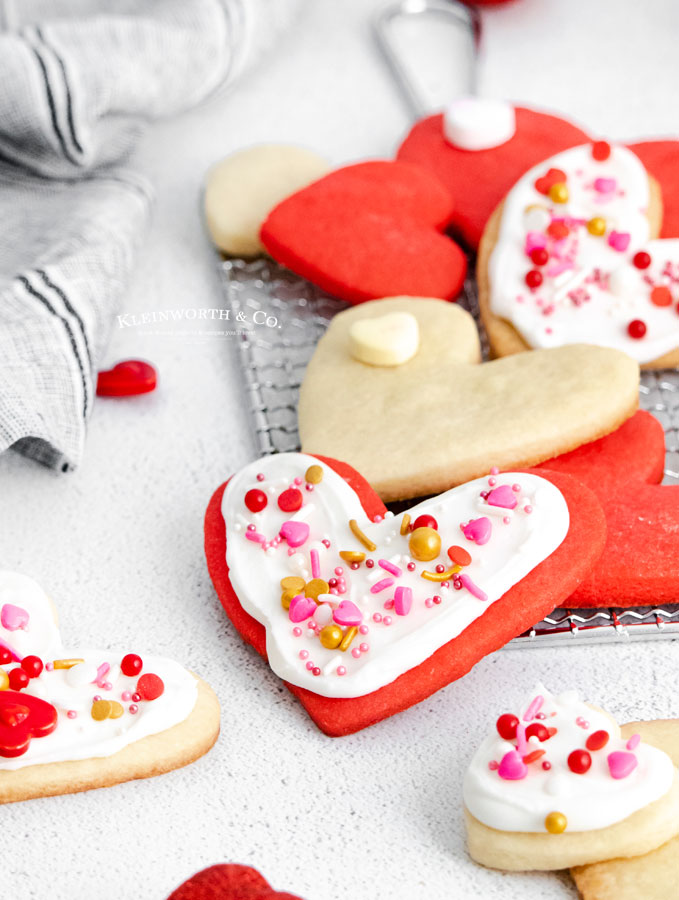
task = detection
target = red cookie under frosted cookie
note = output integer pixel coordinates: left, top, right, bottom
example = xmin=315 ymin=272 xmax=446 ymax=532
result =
xmin=205 ymin=455 xmax=605 ymax=736
xmin=397 ymin=107 xmax=590 ymax=249
xmin=260 ymin=160 xmax=467 ymax=305
xmin=167 ymin=864 xmax=303 ymax=900
xmin=628 ymin=140 xmax=679 ymax=238
xmin=537 ymin=410 xmax=676 ymax=607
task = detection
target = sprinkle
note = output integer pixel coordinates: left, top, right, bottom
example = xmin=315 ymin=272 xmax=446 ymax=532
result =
xmin=310 ymin=549 xmax=321 ymax=579
xmin=349 ymin=519 xmax=376 ymax=552
xmin=626 ymin=733 xmax=641 ymax=751
xmin=421 ymin=565 xmax=461 ymax=583
xmin=339 ymin=626 xmax=359 ymax=652
xmin=523 ymin=694 xmax=544 ymax=721
xmin=400 ymin=514 xmax=411 ymax=536
xmin=52 ymin=658 xmax=85 ymax=670
xmin=459 ymin=573 xmax=488 ymax=602
xmin=371 ymin=577 xmax=394 ymax=594
xmin=337 ymin=666 xmax=346 ymax=676
xmin=379 ymin=559 xmax=402 ymax=577
xmin=393 ymin=587 xmax=413 ymax=616
xmin=339 ymin=550 xmax=365 ymax=564
xmin=305 ymin=464 xmax=323 ymax=484
xmin=245 ymin=530 xmax=266 ymax=543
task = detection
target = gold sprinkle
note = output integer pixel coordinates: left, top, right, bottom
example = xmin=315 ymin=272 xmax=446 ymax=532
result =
xmin=339 ymin=550 xmax=365 ymax=564
xmin=305 ymin=464 xmax=324 ymax=484
xmin=0 ymin=668 xmax=8 ymax=691
xmin=109 ymin=701 xmax=124 ymax=720
xmin=339 ymin=626 xmax=359 ymax=652
xmin=281 ymin=576 xmax=305 ymax=593
xmin=53 ymin=658 xmax=85 ymax=670
xmin=349 ymin=519 xmax=376 ymax=552
xmin=91 ymin=699 xmax=113 ymax=721
xmin=281 ymin=589 xmax=298 ymax=610
xmin=421 ymin=565 xmax=461 ymax=583
xmin=304 ymin=579 xmax=329 ymax=602
xmin=400 ymin=514 xmax=411 ymax=536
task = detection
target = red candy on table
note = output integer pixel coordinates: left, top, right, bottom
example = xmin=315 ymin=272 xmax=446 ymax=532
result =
xmin=121 ymin=653 xmax=143 ymax=677
xmin=136 ymin=673 xmax=165 ymax=701
xmin=277 ymin=488 xmax=303 ymax=513
xmin=567 ymin=748 xmax=592 ymax=774
xmin=496 ymin=713 xmax=519 ymax=740
xmin=0 ymin=690 xmax=58 ymax=758
xmin=244 ymin=489 xmax=268 ymax=513
xmin=96 ymin=360 xmax=157 ymax=397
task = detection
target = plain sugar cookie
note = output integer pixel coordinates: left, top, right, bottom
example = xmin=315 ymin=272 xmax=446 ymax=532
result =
xmin=204 ymin=144 xmax=330 ymax=257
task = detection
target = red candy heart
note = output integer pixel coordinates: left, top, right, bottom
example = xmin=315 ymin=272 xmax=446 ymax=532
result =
xmin=166 ymin=864 xmax=303 ymax=900
xmin=260 ymin=160 xmax=467 ymax=305
xmin=533 ymin=167 xmax=567 ymax=195
xmin=538 ymin=410 xmax=678 ymax=607
xmin=96 ymin=360 xmax=157 ymax=397
xmin=0 ymin=690 xmax=58 ymax=758
xmin=205 ymin=456 xmax=604 ymax=736
xmin=397 ymin=107 xmax=590 ymax=249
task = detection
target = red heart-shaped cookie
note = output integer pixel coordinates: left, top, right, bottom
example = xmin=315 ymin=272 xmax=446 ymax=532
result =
xmin=96 ymin=360 xmax=157 ymax=397
xmin=397 ymin=107 xmax=590 ymax=249
xmin=398 ymin=109 xmax=679 ymax=250
xmin=205 ymin=455 xmax=604 ymax=736
xmin=260 ymin=160 xmax=467 ymax=304
xmin=538 ymin=410 xmax=678 ymax=607
xmin=167 ymin=864 xmax=302 ymax=900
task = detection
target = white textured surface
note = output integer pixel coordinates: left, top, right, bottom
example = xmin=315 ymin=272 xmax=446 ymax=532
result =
xmin=1 ymin=1 xmax=678 ymax=898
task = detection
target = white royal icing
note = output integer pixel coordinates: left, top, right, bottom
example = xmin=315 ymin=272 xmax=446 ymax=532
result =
xmin=489 ymin=143 xmax=679 ymax=363
xmin=0 ymin=572 xmax=198 ymax=770
xmin=463 ymin=684 xmax=675 ymax=832
xmin=223 ymin=453 xmax=569 ymax=699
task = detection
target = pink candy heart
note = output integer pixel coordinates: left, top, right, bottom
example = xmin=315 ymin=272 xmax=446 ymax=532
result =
xmin=288 ymin=595 xmax=317 ymax=623
xmin=608 ymin=230 xmax=631 ymax=252
xmin=607 ymin=750 xmax=638 ymax=780
xmin=1 ymin=604 xmax=29 ymax=631
xmin=486 ymin=484 xmax=518 ymax=510
xmin=594 ymin=176 xmax=617 ymax=194
xmin=332 ymin=600 xmax=363 ymax=627
xmin=279 ymin=520 xmax=310 ymax=548
xmin=461 ymin=516 xmax=492 ymax=545
xmin=498 ymin=749 xmax=528 ymax=781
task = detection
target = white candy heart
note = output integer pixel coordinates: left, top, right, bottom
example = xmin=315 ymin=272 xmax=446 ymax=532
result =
xmin=223 ymin=453 xmax=569 ymax=699
xmin=349 ymin=308 xmax=420 ymax=367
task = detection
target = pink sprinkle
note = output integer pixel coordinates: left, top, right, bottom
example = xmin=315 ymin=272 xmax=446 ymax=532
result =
xmin=129 ymin=704 xmax=138 ymax=714
xmin=626 ymin=733 xmax=641 ymax=751
xmin=372 ymin=613 xmax=382 ymax=623
xmin=425 ymin=598 xmax=434 ymax=608
xmin=523 ymin=694 xmax=544 ymax=722
xmin=503 ymin=516 xmax=511 ymax=525
xmin=122 ymin=691 xmax=132 ymax=701
xmin=102 ymin=681 xmax=112 ymax=691
xmin=383 ymin=616 xmax=392 ymax=626
xmin=292 ymin=627 xmax=302 ymax=637
xmin=608 ymin=230 xmax=631 ymax=252
xmin=488 ymin=760 xmax=499 ymax=771
xmin=524 ymin=505 xmax=533 ymax=514
xmin=305 ymin=484 xmax=314 ymax=492
xmin=407 ymin=562 xmax=416 ymax=572
xmin=247 ymin=523 xmax=255 ymax=531
xmin=383 ymin=599 xmax=394 ymax=610
xmin=459 ymin=573 xmax=488 ymax=602
xmin=542 ymin=761 xmax=552 ymax=771
xmin=512 ymin=483 xmax=521 ymax=492
xmin=67 ymin=710 xmax=77 ymax=719
xmin=433 ymin=595 xmax=442 ymax=605
xmin=132 ymin=693 xmax=141 ymax=702
xmin=359 ymin=625 xmax=369 ymax=635
xmin=305 ymin=661 xmax=314 ymax=671
xmin=337 ymin=666 xmax=346 ymax=676
xmin=594 ymin=176 xmax=617 ymax=194
xmin=393 ymin=586 xmax=413 ymax=616
xmin=256 ymin=473 xmax=265 ymax=482
xmin=366 ymin=559 xmax=374 ymax=569
xmin=515 ymin=722 xmax=528 ymax=756
xmin=299 ymin=650 xmax=309 ymax=660
xmin=93 ymin=695 xmax=101 ymax=702
xmin=488 ymin=476 xmax=497 ymax=486
xmin=487 ymin=484 xmax=518 ymax=510
xmin=373 ymin=515 xmax=383 ymax=523
xmin=351 ymin=648 xmax=361 ymax=659
xmin=294 ymin=477 xmax=303 ymax=486
xmin=245 ymin=530 xmax=266 ymax=543
xmin=310 ymin=549 xmax=320 ymax=579
xmin=359 ymin=643 xmax=369 ymax=653
xmin=322 ymin=539 xmax=331 ymax=548
xmin=378 ymin=559 xmax=402 ymax=577
xmin=45 ymin=662 xmax=54 ymax=672
xmin=371 ymin=577 xmax=394 ymax=594
xmin=334 ymin=567 xmax=344 ymax=576
xmin=490 ymin=466 xmax=499 ymax=475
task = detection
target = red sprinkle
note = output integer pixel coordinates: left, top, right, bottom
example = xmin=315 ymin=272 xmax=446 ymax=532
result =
xmin=627 ymin=319 xmax=647 ymax=339
xmin=0 ymin=648 xmax=11 ymax=666
xmin=244 ymin=489 xmax=268 ymax=513
xmin=136 ymin=673 xmax=165 ymax=701
xmin=522 ymin=749 xmax=546 ymax=764
xmin=412 ymin=514 xmax=438 ymax=531
xmin=496 ymin=713 xmax=519 ymax=740
xmin=633 ymin=251 xmax=651 ymax=269
xmin=567 ymin=748 xmax=592 ymax=774
xmin=21 ymin=656 xmax=43 ymax=679
xmin=547 ymin=221 xmax=570 ymax=241
xmin=277 ymin=488 xmax=303 ymax=512
xmin=525 ymin=722 xmax=550 ymax=742
xmin=591 ymin=140 xmax=611 ymax=161
xmin=525 ymin=269 xmax=543 ymax=290
xmin=650 ymin=286 xmax=672 ymax=307
xmin=530 ymin=247 xmax=549 ymax=266
xmin=8 ymin=668 xmax=29 ymax=691
xmin=447 ymin=545 xmax=472 ymax=567
xmin=121 ymin=654 xmax=143 ymax=677
xmin=586 ymin=729 xmax=610 ymax=751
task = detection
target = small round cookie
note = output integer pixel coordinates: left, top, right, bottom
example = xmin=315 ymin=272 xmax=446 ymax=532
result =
xmin=204 ymin=144 xmax=330 ymax=257
xmin=476 ymin=142 xmax=678 ymax=369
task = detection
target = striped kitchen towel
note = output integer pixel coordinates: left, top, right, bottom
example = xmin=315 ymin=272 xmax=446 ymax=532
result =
xmin=0 ymin=0 xmax=233 ymax=471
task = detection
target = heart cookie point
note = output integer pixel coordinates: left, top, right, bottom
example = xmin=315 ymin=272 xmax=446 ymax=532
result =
xmin=349 ymin=309 xmax=420 ymax=367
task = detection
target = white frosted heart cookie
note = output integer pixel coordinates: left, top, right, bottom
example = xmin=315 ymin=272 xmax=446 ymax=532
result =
xmin=0 ymin=571 xmax=220 ymax=802
xmin=204 ymin=144 xmax=330 ymax=257
xmin=463 ymin=685 xmax=679 ymax=871
xmin=298 ymin=296 xmax=639 ymax=502
xmin=477 ymin=141 xmax=679 ymax=369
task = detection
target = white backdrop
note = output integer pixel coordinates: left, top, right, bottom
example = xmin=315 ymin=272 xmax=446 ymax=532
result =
xmin=2 ymin=1 xmax=678 ymax=898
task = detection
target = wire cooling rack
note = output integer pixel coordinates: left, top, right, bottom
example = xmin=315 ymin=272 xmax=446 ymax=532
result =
xmin=219 ymin=255 xmax=679 ymax=647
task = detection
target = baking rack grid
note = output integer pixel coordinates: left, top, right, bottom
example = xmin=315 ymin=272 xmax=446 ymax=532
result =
xmin=219 ymin=255 xmax=679 ymax=648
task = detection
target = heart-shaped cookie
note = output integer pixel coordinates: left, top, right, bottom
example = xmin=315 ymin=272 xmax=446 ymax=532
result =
xmin=298 ymin=297 xmax=638 ymax=502
xmin=0 ymin=571 xmax=219 ymax=802
xmin=96 ymin=359 xmax=157 ymax=396
xmin=477 ymin=142 xmax=679 ymax=368
xmin=167 ymin=864 xmax=303 ymax=900
xmin=537 ymin=409 xmax=679 ymax=607
xmin=260 ymin=160 xmax=467 ymax=304
xmin=397 ymin=106 xmax=590 ymax=248
xmin=204 ymin=451 xmax=605 ymax=735
xmin=465 ymin=685 xmax=679 ymax=871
